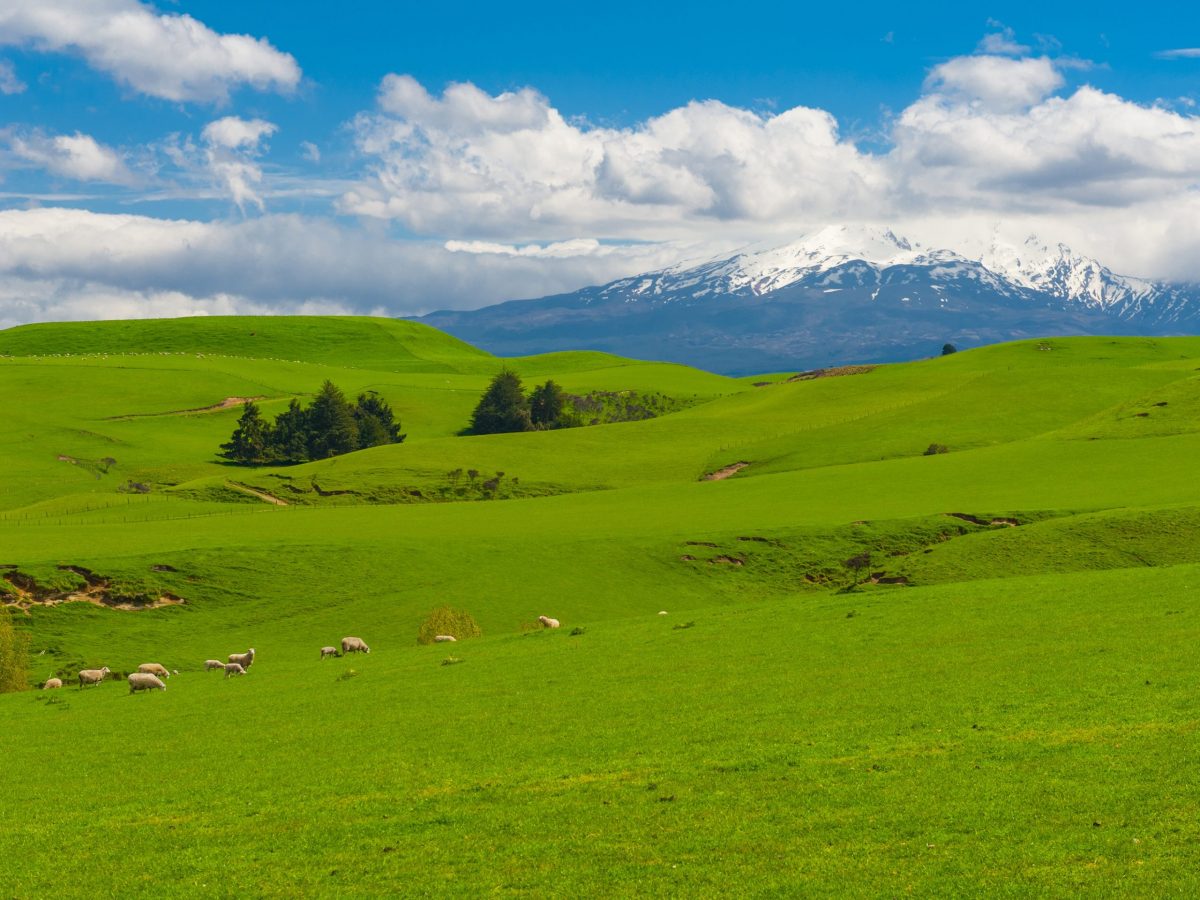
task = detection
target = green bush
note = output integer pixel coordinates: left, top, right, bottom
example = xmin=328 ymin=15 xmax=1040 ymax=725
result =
xmin=0 ymin=609 xmax=30 ymax=694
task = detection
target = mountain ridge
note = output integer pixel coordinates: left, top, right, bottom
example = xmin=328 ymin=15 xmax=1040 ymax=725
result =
xmin=422 ymin=226 xmax=1199 ymax=374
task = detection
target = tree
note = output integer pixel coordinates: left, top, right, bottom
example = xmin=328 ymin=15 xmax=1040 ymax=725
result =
xmin=307 ymin=380 xmax=359 ymax=459
xmin=942 ymin=343 xmax=958 ymax=355
xmin=529 ymin=379 xmax=566 ymax=429
xmin=266 ymin=398 xmax=310 ymax=462
xmin=354 ymin=392 xmax=405 ymax=449
xmin=843 ymin=551 xmax=872 ymax=585
xmin=469 ymin=370 xmax=532 ymax=435
xmin=220 ymin=401 xmax=270 ymax=463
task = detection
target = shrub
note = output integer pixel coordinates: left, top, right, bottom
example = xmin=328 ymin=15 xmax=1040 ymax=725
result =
xmin=417 ymin=606 xmax=482 ymax=644
xmin=923 ymin=443 xmax=950 ymax=456
xmin=0 ymin=609 xmax=31 ymax=693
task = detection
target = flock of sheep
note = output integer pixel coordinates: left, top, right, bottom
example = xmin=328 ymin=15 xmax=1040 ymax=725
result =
xmin=40 ymin=620 xmax=567 ymax=694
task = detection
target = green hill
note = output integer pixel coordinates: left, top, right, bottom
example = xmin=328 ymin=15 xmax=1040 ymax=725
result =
xmin=2 ymin=317 xmax=1198 ymax=895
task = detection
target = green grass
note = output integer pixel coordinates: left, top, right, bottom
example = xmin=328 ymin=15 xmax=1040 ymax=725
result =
xmin=1 ymin=317 xmax=1199 ymax=895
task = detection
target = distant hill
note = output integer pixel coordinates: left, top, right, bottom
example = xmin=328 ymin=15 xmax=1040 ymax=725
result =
xmin=421 ymin=225 xmax=1200 ymax=374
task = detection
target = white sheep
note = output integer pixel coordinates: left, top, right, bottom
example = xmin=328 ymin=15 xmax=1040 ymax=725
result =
xmin=658 ymin=611 xmax=669 ymax=616
xmin=341 ymin=636 xmax=370 ymax=654
xmin=320 ymin=646 xmax=339 ymax=659
xmin=204 ymin=659 xmax=225 ymax=671
xmin=42 ymin=677 xmax=63 ymax=690
xmin=537 ymin=616 xmax=560 ymax=629
xmin=77 ymin=667 xmax=110 ymax=689
xmin=433 ymin=635 xmax=457 ymax=643
xmin=128 ymin=673 xmax=166 ymax=694
xmin=228 ymin=648 xmax=255 ymax=670
xmin=223 ymin=662 xmax=246 ymax=678
xmin=137 ymin=663 xmax=170 ymax=678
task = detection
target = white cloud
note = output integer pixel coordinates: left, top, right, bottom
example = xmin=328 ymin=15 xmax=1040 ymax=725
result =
xmin=0 ymin=208 xmax=695 ymax=329
xmin=341 ymin=78 xmax=883 ymax=240
xmin=0 ymin=58 xmax=24 ymax=94
xmin=198 ymin=117 xmax=278 ymax=212
xmin=0 ymin=0 xmax=300 ymax=103
xmin=923 ymin=55 xmax=1063 ymax=111
xmin=8 ymin=130 xmax=138 ymax=185
xmin=300 ymin=141 xmax=321 ymax=163
xmin=444 ymin=238 xmax=605 ymax=258
xmin=1156 ymin=48 xmax=1200 ymax=60
xmin=977 ymin=23 xmax=1030 ymax=56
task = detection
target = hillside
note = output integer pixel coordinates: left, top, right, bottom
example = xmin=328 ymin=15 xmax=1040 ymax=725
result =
xmin=2 ymin=317 xmax=1199 ymax=895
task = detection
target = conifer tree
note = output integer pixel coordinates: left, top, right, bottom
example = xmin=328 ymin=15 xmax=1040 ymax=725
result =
xmin=529 ymin=380 xmax=565 ymax=429
xmin=354 ymin=392 xmax=405 ymax=449
xmin=220 ymin=401 xmax=270 ymax=463
xmin=266 ymin=398 xmax=310 ymax=462
xmin=469 ymin=370 xmax=532 ymax=434
xmin=307 ymin=380 xmax=359 ymax=458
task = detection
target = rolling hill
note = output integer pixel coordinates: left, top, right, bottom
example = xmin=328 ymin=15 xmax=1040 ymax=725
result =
xmin=2 ymin=317 xmax=1199 ymax=896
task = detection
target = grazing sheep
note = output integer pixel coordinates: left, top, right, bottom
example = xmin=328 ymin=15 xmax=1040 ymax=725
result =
xmin=204 ymin=659 xmax=225 ymax=671
xmin=223 ymin=662 xmax=246 ymax=678
xmin=320 ymin=646 xmax=338 ymax=659
xmin=341 ymin=636 xmax=370 ymax=654
xmin=658 ymin=611 xmax=669 ymax=616
xmin=537 ymin=616 xmax=560 ymax=629
xmin=228 ymin=648 xmax=255 ymax=670
xmin=77 ymin=667 xmax=110 ymax=689
xmin=433 ymin=635 xmax=457 ymax=643
xmin=137 ymin=663 xmax=170 ymax=678
xmin=128 ymin=673 xmax=166 ymax=694
xmin=42 ymin=678 xmax=63 ymax=690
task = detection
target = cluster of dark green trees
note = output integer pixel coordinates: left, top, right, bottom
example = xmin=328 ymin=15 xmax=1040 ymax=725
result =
xmin=221 ymin=381 xmax=404 ymax=464
xmin=469 ymin=371 xmax=567 ymax=434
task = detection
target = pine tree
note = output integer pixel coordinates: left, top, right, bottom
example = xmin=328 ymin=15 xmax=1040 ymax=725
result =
xmin=307 ymin=380 xmax=359 ymax=459
xmin=354 ymin=392 xmax=405 ymax=449
xmin=266 ymin=398 xmax=311 ymax=462
xmin=469 ymin=370 xmax=532 ymax=434
xmin=220 ymin=401 xmax=270 ymax=463
xmin=529 ymin=380 xmax=565 ymax=429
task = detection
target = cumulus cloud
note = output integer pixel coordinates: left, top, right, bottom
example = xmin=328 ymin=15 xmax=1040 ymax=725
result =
xmin=0 ymin=0 xmax=300 ymax=103
xmin=0 ymin=58 xmax=24 ymax=94
xmin=7 ymin=130 xmax=138 ymax=185
xmin=341 ymin=78 xmax=883 ymax=239
xmin=199 ymin=117 xmax=278 ymax=212
xmin=977 ymin=23 xmax=1030 ymax=56
xmin=923 ymin=55 xmax=1063 ymax=111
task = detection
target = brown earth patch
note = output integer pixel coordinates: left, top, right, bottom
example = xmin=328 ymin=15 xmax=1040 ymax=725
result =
xmin=106 ymin=396 xmax=265 ymax=420
xmin=2 ymin=567 xmax=185 ymax=612
xmin=787 ymin=365 xmax=877 ymax=383
xmin=227 ymin=482 xmax=289 ymax=506
xmin=702 ymin=461 xmax=749 ymax=481
xmin=946 ymin=513 xmax=1020 ymax=527
xmin=709 ymin=556 xmax=745 ymax=566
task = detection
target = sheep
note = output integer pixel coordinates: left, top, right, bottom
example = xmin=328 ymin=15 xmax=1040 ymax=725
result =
xmin=137 ymin=663 xmax=170 ymax=679
xmin=537 ymin=616 xmax=560 ymax=629
xmin=433 ymin=635 xmax=457 ymax=643
xmin=341 ymin=636 xmax=370 ymax=654
xmin=204 ymin=659 xmax=225 ymax=671
xmin=228 ymin=648 xmax=255 ymax=670
xmin=78 ymin=667 xmax=110 ymax=689
xmin=42 ymin=678 xmax=63 ymax=690
xmin=320 ymin=646 xmax=339 ymax=659
xmin=223 ymin=662 xmax=246 ymax=678
xmin=128 ymin=673 xmax=166 ymax=694
xmin=658 ymin=611 xmax=669 ymax=616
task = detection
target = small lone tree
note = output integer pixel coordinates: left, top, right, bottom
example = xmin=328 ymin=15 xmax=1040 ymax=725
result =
xmin=941 ymin=343 xmax=958 ymax=355
xmin=220 ymin=401 xmax=270 ymax=463
xmin=529 ymin=380 xmax=566 ymax=429
xmin=843 ymin=551 xmax=872 ymax=586
xmin=470 ymin=370 xmax=532 ymax=435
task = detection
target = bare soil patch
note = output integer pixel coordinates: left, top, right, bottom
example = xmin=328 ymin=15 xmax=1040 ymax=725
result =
xmin=226 ymin=481 xmax=290 ymax=506
xmin=702 ymin=461 xmax=749 ymax=481
xmin=946 ymin=513 xmax=1021 ymax=527
xmin=2 ymin=566 xmax=185 ymax=612
xmin=787 ymin=365 xmax=877 ymax=383
xmin=106 ymin=396 xmax=265 ymax=420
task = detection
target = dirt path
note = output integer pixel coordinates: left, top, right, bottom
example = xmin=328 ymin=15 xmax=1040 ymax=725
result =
xmin=227 ymin=482 xmax=289 ymax=506
xmin=106 ymin=396 xmax=265 ymax=420
xmin=702 ymin=461 xmax=749 ymax=481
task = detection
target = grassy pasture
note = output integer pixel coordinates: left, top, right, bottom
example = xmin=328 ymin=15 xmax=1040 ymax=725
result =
xmin=1 ymin=317 xmax=1198 ymax=895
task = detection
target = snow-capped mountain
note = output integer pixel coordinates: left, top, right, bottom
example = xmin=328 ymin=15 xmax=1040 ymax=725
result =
xmin=421 ymin=226 xmax=1200 ymax=374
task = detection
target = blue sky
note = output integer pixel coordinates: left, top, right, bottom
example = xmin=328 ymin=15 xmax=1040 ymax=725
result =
xmin=0 ymin=1 xmax=1198 ymax=325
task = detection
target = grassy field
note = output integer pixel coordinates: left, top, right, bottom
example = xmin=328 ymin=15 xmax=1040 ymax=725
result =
xmin=1 ymin=317 xmax=1198 ymax=896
